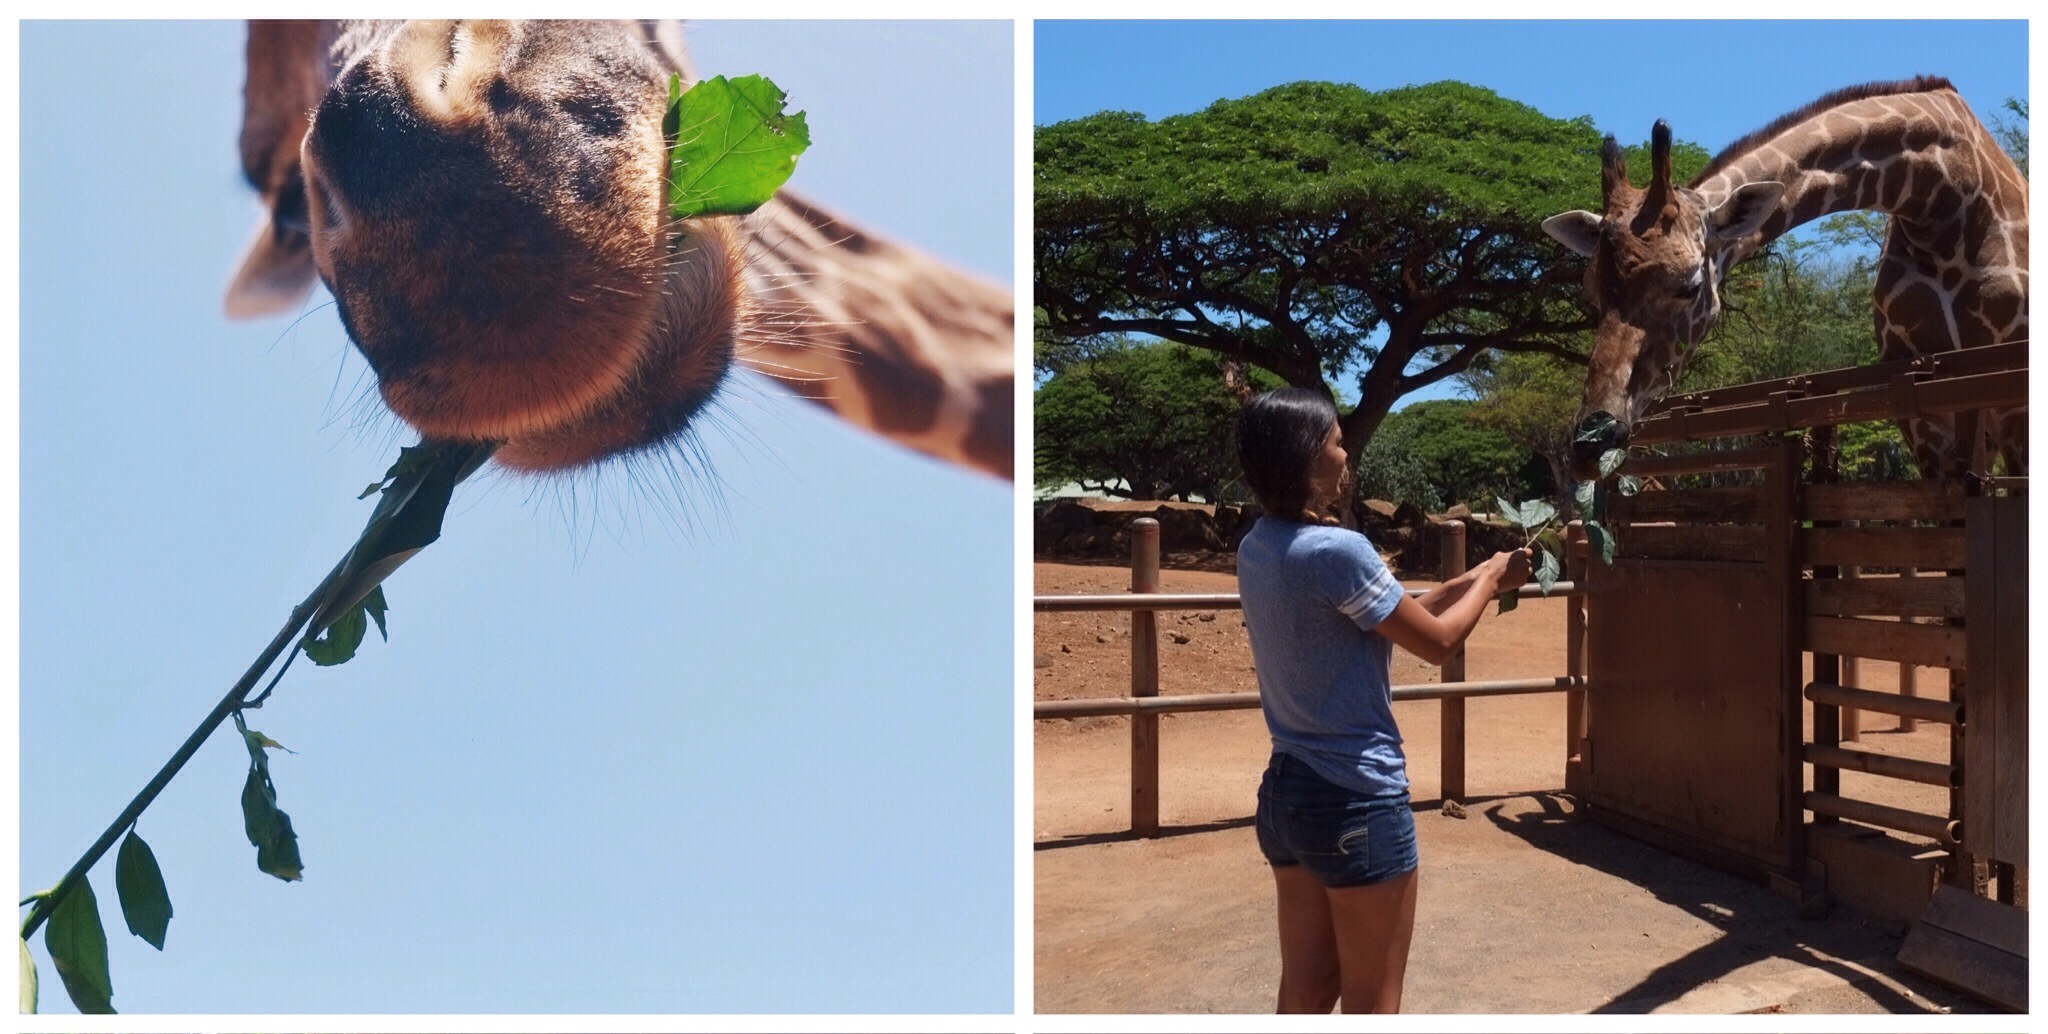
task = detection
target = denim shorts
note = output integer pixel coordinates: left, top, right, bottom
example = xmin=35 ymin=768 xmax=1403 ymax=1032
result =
xmin=1255 ymin=751 xmax=1418 ymax=888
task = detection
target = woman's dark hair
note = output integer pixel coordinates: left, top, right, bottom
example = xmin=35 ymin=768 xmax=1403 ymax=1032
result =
xmin=1237 ymin=388 xmax=1340 ymax=519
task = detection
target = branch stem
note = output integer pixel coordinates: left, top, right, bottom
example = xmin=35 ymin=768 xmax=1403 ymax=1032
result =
xmin=18 ymin=558 xmax=343 ymax=941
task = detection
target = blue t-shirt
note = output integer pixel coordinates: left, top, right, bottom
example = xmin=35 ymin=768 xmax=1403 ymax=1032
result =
xmin=1236 ymin=517 xmax=1410 ymax=796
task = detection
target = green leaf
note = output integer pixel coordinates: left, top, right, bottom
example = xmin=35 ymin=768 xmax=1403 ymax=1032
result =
xmin=302 ymin=603 xmax=368 ymax=666
xmin=665 ymin=73 xmax=811 ymax=220
xmin=1573 ymin=412 xmax=1623 ymax=447
xmin=256 ymin=810 xmax=305 ymax=883
xmin=1496 ymin=592 xmax=1519 ymax=615
xmin=1536 ymin=547 xmax=1561 ymax=596
xmin=1598 ymin=448 xmax=1627 ymax=479
xmin=311 ymin=440 xmax=493 ymax=647
xmin=114 ymin=833 xmax=172 ymax=951
xmin=363 ymin=585 xmax=389 ymax=642
xmin=358 ymin=444 xmax=438 ymax=499
xmin=1495 ymin=497 xmax=1524 ymax=528
xmin=20 ymin=938 xmax=37 ymax=1014
xmin=1617 ymin=474 xmax=1643 ymax=497
xmin=240 ymin=769 xmax=304 ymax=882
xmin=1573 ymin=480 xmax=1597 ymax=514
xmin=1518 ymin=499 xmax=1556 ymax=529
xmin=1535 ymin=527 xmax=1566 ymax=558
xmin=44 ymin=877 xmax=113 ymax=1014
xmin=1585 ymin=520 xmax=1618 ymax=566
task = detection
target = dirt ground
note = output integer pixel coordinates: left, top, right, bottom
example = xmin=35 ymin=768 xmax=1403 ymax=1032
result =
xmin=1033 ymin=559 xmax=1988 ymax=1015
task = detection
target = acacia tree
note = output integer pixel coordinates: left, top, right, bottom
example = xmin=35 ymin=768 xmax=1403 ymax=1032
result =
xmin=1036 ymin=81 xmax=1708 ymax=457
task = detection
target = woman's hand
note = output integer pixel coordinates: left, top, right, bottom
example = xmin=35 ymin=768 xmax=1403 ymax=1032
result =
xmin=1489 ymin=547 xmax=1535 ymax=594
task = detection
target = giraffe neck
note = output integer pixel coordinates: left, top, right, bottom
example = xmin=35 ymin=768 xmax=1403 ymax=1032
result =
xmin=1693 ymin=87 xmax=2027 ymax=280
xmin=1694 ymin=85 xmax=2027 ymax=477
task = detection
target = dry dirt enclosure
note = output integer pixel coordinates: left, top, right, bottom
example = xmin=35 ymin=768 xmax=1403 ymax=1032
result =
xmin=1033 ymin=560 xmax=1985 ymax=1015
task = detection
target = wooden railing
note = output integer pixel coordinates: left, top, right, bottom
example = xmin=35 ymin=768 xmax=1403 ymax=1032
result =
xmin=1035 ymin=517 xmax=1590 ymax=837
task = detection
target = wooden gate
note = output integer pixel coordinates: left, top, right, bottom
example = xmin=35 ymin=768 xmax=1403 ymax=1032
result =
xmin=1572 ymin=344 xmax=2028 ymax=1007
xmin=1580 ymin=443 xmax=1803 ymax=877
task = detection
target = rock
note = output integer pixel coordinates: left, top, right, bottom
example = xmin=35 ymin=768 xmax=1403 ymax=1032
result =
xmin=1441 ymin=799 xmax=1467 ymax=819
xmin=1212 ymin=503 xmax=1242 ymax=540
xmin=1153 ymin=505 xmax=1226 ymax=551
xmin=1170 ymin=632 xmax=1191 ymax=645
xmin=1197 ymin=612 xmax=1216 ymax=622
xmin=1060 ymin=644 xmax=1071 ymax=653
xmin=1035 ymin=500 xmax=1099 ymax=553
xmin=1096 ymin=634 xmax=1109 ymax=644
xmin=1391 ymin=500 xmax=1428 ymax=528
xmin=1361 ymin=499 xmax=1399 ymax=521
xmin=1444 ymin=502 xmax=1472 ymax=520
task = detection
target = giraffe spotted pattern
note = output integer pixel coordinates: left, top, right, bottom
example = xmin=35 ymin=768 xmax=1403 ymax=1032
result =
xmin=1543 ymin=77 xmax=2026 ymax=478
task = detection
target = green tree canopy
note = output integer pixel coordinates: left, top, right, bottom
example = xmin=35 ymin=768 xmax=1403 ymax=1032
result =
xmin=1035 ymin=79 xmax=1709 ymax=457
xmin=1353 ymin=398 xmax=1541 ymax=513
xmin=1033 ymin=338 xmax=1278 ymax=501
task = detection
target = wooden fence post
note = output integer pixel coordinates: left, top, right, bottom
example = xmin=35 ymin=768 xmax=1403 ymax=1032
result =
xmin=1129 ymin=518 xmax=1161 ymax=837
xmin=1841 ymin=519 xmax=1862 ymax=742
xmin=1439 ymin=520 xmax=1467 ymax=804
xmin=1897 ymin=566 xmax=1920 ymax=733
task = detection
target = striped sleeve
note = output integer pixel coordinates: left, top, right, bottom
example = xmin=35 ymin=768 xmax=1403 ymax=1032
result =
xmin=1319 ymin=530 xmax=1404 ymax=631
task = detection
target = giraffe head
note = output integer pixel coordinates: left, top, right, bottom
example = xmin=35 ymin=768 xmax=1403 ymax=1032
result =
xmin=1541 ymin=122 xmax=1785 ymax=477
xmin=226 ymin=20 xmax=742 ymax=472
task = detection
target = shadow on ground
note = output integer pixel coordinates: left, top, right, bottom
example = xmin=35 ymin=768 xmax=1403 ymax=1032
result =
xmin=1479 ymin=792 xmax=1979 ymax=1014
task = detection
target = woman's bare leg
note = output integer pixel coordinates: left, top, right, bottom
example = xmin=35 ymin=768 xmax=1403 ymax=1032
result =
xmin=1325 ymin=867 xmax=1419 ymax=1013
xmin=1271 ymin=864 xmax=1340 ymax=1013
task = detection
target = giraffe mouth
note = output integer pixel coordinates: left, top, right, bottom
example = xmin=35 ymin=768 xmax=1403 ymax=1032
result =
xmin=1570 ymin=411 xmax=1629 ymax=481
xmin=489 ymin=216 xmax=746 ymax=472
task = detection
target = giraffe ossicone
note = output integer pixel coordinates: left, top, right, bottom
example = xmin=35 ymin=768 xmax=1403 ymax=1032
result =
xmin=1544 ymin=76 xmax=2027 ymax=479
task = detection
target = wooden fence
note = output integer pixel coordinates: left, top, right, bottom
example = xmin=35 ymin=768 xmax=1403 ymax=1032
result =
xmin=1034 ymin=517 xmax=1589 ymax=837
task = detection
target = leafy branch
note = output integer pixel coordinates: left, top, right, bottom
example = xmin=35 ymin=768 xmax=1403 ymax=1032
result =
xmin=20 ymin=67 xmax=812 ymax=1015
xmin=1490 ymin=425 xmax=1640 ymax=613
xmin=19 ymin=440 xmax=494 ymax=1013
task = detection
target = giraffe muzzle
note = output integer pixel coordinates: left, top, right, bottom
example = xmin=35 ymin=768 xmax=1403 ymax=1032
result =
xmin=1571 ymin=411 xmax=1629 ymax=479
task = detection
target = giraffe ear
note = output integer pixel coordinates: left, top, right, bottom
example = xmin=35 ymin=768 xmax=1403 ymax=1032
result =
xmin=1706 ymin=182 xmax=1785 ymax=243
xmin=224 ymin=211 xmax=318 ymax=319
xmin=1541 ymin=211 xmax=1603 ymax=257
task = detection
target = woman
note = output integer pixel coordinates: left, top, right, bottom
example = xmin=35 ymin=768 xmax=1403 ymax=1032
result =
xmin=1235 ymin=388 xmax=1532 ymax=1014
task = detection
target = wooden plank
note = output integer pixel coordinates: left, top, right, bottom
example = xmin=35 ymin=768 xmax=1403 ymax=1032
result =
xmin=1897 ymin=885 xmax=2029 ymax=1011
xmin=1807 ymin=822 xmax=1942 ymax=924
xmin=1915 ymin=368 xmax=2030 ymax=415
xmin=1804 ymin=574 xmax=1967 ymax=619
xmin=1965 ymin=495 xmax=1996 ymax=866
xmin=1632 ymin=371 xmax=2026 ymax=442
xmin=1803 ymin=481 xmax=1967 ymax=522
xmin=1619 ymin=523 xmax=1765 ymax=562
xmin=1992 ymin=497 xmax=2024 ymax=868
xmin=1802 ymin=527 xmax=1967 ymax=569
xmin=1805 ymin=616 xmax=1968 ymax=670
xmin=1966 ymin=496 xmax=2028 ymax=868
xmin=1805 ymin=744 xmax=1956 ymax=786
xmin=1587 ymin=561 xmax=1790 ymax=867
xmin=1805 ymin=792 xmax=1958 ymax=845
xmin=1619 ymin=446 xmax=1778 ymax=477
xmin=1610 ymin=486 xmax=1762 ymax=523
xmin=1804 ymin=682 xmax=1961 ymax=726
xmin=1647 ymin=340 xmax=2028 ymax=415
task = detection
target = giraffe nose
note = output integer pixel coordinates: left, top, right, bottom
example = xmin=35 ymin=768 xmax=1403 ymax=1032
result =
xmin=1571 ymin=411 xmax=1628 ymax=478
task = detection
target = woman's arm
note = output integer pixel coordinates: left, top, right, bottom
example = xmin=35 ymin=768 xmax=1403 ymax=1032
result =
xmin=1375 ymin=549 xmax=1532 ymax=666
xmin=1411 ymin=563 xmax=1486 ymax=617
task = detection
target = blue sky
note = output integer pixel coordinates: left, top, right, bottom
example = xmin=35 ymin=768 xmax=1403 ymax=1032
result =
xmin=1036 ymin=20 xmax=2028 ymax=409
xmin=19 ymin=20 xmax=1012 ymax=1015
